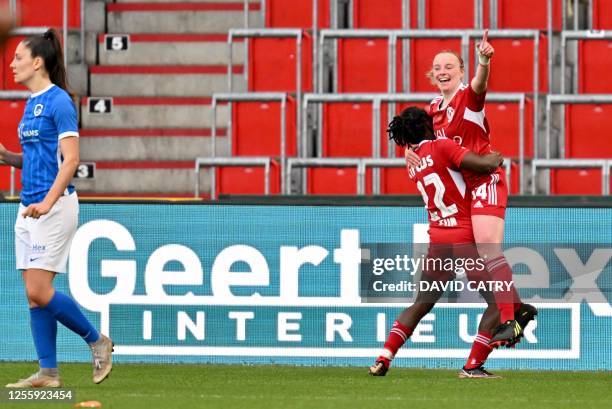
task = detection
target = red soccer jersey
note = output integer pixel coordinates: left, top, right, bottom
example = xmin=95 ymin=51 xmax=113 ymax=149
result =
xmin=408 ymin=138 xmax=472 ymax=229
xmin=428 ymin=83 xmax=495 ymax=187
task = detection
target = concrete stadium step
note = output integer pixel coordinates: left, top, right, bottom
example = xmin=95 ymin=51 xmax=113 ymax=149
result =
xmin=79 ymin=128 xmax=230 ymax=161
xmin=72 ymin=161 xmax=209 ymax=195
xmin=80 ymin=97 xmax=231 ymax=129
xmin=98 ymin=34 xmax=245 ymax=66
xmin=107 ymin=2 xmax=263 ymax=34
xmin=89 ymin=65 xmax=246 ymax=97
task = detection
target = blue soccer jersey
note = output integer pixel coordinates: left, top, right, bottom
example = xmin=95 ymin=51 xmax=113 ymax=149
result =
xmin=18 ymin=84 xmax=79 ymax=206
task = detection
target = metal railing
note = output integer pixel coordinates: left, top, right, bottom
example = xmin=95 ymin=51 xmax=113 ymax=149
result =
xmin=361 ymin=157 xmax=513 ymax=195
xmin=286 ymin=157 xmax=364 ymax=195
xmin=560 ymin=30 xmax=612 ymax=94
xmin=302 ymin=92 xmax=527 ymax=192
xmin=531 ymin=159 xmax=610 ymax=195
xmin=545 ymin=94 xmax=612 ymax=158
xmin=227 ymin=29 xmax=304 ymax=147
xmin=210 ymin=92 xmax=290 ymax=193
xmin=194 ymin=157 xmax=272 ymax=199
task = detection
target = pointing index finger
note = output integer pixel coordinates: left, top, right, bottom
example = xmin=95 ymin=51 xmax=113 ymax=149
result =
xmin=482 ymin=29 xmax=489 ymax=45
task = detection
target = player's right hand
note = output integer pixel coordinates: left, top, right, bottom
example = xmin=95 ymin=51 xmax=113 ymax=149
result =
xmin=405 ymin=147 xmax=420 ymax=168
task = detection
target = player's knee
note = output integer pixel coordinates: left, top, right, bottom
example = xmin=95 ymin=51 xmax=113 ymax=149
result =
xmin=24 ymin=281 xmax=52 ymax=306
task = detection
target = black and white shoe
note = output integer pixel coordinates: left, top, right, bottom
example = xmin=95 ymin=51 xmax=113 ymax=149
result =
xmin=458 ymin=366 xmax=502 ymax=379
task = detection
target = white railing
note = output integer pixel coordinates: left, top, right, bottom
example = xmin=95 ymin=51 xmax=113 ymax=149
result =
xmin=194 ymin=157 xmax=272 ymax=199
xmin=545 ymin=94 xmax=612 ymax=158
xmin=531 ymin=159 xmax=611 ymax=195
xmin=210 ymin=92 xmax=290 ymax=193
xmin=560 ymin=30 xmax=612 ymax=94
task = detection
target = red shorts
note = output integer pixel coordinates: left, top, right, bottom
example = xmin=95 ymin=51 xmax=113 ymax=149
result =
xmin=428 ymin=224 xmax=474 ymax=244
xmin=469 ymin=170 xmax=508 ymax=219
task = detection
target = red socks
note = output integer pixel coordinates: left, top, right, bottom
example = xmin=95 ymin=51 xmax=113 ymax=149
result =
xmin=464 ymin=331 xmax=494 ymax=370
xmin=485 ymin=255 xmax=520 ymax=322
xmin=378 ymin=321 xmax=413 ymax=364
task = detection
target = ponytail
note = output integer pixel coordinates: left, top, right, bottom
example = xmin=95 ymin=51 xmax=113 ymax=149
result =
xmin=24 ymin=29 xmax=74 ymax=99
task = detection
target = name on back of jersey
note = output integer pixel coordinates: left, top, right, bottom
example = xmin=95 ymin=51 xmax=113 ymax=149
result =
xmin=408 ymin=154 xmax=434 ymax=179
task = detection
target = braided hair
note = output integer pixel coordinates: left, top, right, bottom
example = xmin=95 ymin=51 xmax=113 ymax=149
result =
xmin=387 ymin=106 xmax=434 ymax=147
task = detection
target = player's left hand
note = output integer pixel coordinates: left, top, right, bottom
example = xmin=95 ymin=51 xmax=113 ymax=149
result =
xmin=22 ymin=202 xmax=52 ymax=219
xmin=476 ymin=29 xmax=494 ymax=65
xmin=405 ymin=147 xmax=420 ymax=168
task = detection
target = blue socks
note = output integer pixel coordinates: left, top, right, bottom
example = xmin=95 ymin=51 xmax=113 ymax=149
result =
xmin=30 ymin=307 xmax=57 ymax=368
xmin=43 ymin=291 xmax=100 ymax=344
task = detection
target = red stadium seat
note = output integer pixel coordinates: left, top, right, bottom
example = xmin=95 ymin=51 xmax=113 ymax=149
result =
xmin=322 ymin=102 xmax=373 ymax=157
xmin=565 ymin=104 xmax=612 ymax=158
xmin=550 ymin=169 xmax=605 ymax=195
xmin=403 ymin=38 xmax=462 ymax=92
xmin=0 ymin=50 xmax=3 ymax=90
xmin=307 ymin=168 xmax=372 ymax=194
xmin=495 ymin=0 xmax=562 ymax=30
xmin=216 ymin=162 xmax=281 ymax=196
xmin=337 ymin=38 xmax=390 ymax=92
xmin=17 ymin=0 xmax=81 ymax=28
xmin=577 ymin=39 xmax=612 ymax=93
xmin=248 ymin=33 xmax=312 ymax=92
xmin=265 ymin=0 xmax=330 ymax=28
xmin=352 ymin=0 xmax=417 ymax=28
xmin=424 ymin=0 xmax=478 ymax=29
xmin=487 ymin=98 xmax=534 ymax=158
xmin=592 ymin=0 xmax=612 ymax=29
xmin=380 ymin=168 xmax=420 ymax=194
xmin=2 ymin=36 xmax=27 ymax=91
xmin=469 ymin=35 xmax=548 ymax=93
xmin=231 ymin=97 xmax=297 ymax=156
xmin=0 ymin=99 xmax=25 ymax=191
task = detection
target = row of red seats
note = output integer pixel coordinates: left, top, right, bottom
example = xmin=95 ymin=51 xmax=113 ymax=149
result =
xmin=266 ymin=0 xmax=612 ymax=30
xmin=1 ymin=0 xmax=80 ymax=28
xmin=0 ymin=96 xmax=609 ymax=195
xmin=242 ymin=33 xmax=612 ymax=95
xmin=4 ymin=0 xmax=608 ymax=31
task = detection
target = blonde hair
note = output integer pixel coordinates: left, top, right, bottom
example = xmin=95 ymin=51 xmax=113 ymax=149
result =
xmin=426 ymin=50 xmax=465 ymax=85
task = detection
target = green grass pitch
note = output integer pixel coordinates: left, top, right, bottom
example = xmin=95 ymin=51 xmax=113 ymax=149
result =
xmin=1 ymin=363 xmax=610 ymax=409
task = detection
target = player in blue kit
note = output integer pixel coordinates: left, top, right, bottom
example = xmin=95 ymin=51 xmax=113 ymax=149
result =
xmin=0 ymin=29 xmax=113 ymax=388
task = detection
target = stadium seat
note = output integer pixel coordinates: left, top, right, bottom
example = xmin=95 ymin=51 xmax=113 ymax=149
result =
xmin=380 ymin=168 xmax=420 ymax=194
xmin=565 ymin=104 xmax=612 ymax=158
xmin=337 ymin=38 xmax=391 ymax=92
xmin=577 ymin=39 xmax=612 ymax=93
xmin=265 ymin=0 xmax=330 ymax=28
xmin=550 ymin=169 xmax=605 ymax=195
xmin=322 ymin=102 xmax=373 ymax=157
xmin=0 ymin=99 xmax=25 ymax=191
xmin=402 ymin=38 xmax=462 ymax=92
xmin=424 ymin=0 xmax=478 ymax=28
xmin=592 ymin=0 xmax=612 ymax=29
xmin=468 ymin=35 xmax=548 ymax=93
xmin=231 ymin=97 xmax=297 ymax=156
xmin=494 ymin=0 xmax=563 ymax=30
xmin=352 ymin=0 xmax=417 ymax=29
xmin=2 ymin=36 xmax=27 ymax=91
xmin=217 ymin=162 xmax=281 ymax=195
xmin=487 ymin=99 xmax=534 ymax=158
xmin=248 ymin=33 xmax=312 ymax=92
xmin=307 ymin=168 xmax=373 ymax=194
xmin=16 ymin=0 xmax=81 ymax=28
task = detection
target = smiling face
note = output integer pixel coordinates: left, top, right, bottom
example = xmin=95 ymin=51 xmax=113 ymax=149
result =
xmin=10 ymin=41 xmax=41 ymax=86
xmin=431 ymin=52 xmax=464 ymax=95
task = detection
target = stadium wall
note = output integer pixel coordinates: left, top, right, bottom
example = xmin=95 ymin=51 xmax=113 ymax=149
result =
xmin=0 ymin=198 xmax=610 ymax=371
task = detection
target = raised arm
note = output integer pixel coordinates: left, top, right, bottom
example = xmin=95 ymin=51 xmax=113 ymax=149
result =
xmin=0 ymin=143 xmax=23 ymax=169
xmin=471 ymin=30 xmax=494 ymax=95
xmin=460 ymin=151 xmax=503 ymax=174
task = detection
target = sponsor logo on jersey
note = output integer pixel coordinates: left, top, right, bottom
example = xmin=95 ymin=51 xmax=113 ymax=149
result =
xmin=33 ymin=104 xmax=44 ymax=117
xmin=473 ymin=201 xmax=483 ymax=208
xmin=21 ymin=129 xmax=39 ymax=138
